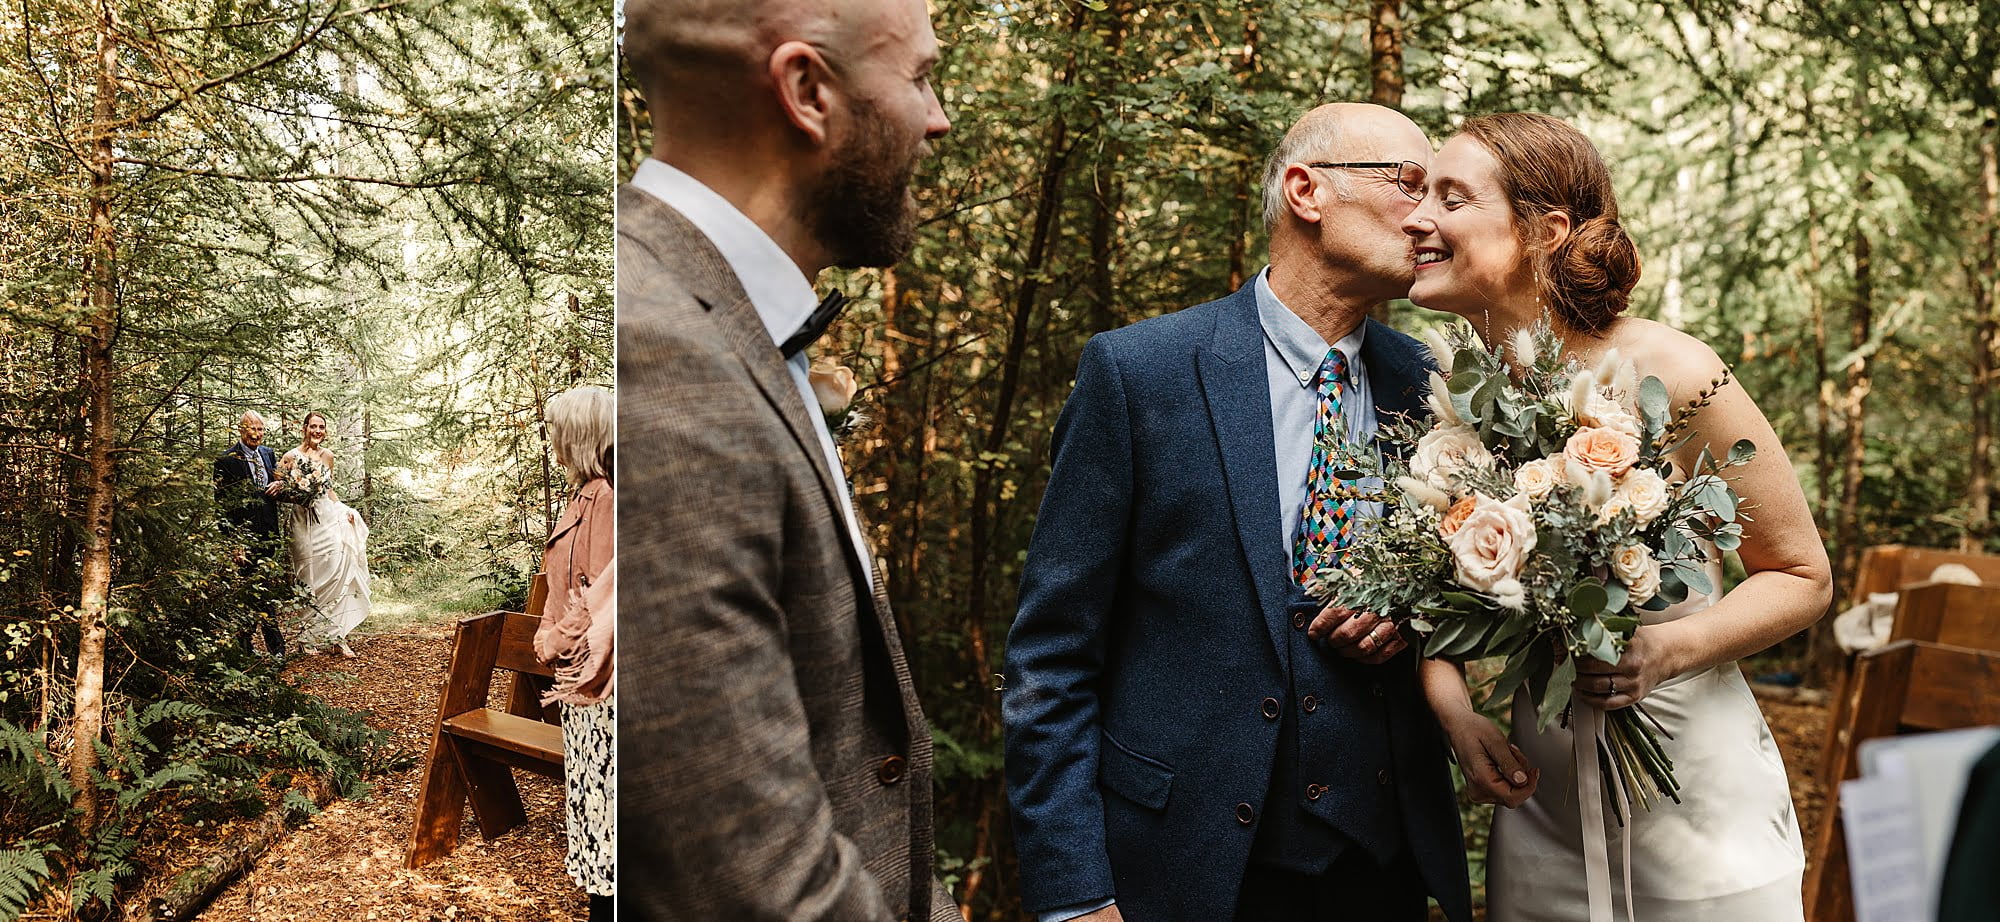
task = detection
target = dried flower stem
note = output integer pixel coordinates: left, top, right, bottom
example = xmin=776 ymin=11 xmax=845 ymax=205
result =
xmin=1659 ymin=366 xmax=1736 ymax=445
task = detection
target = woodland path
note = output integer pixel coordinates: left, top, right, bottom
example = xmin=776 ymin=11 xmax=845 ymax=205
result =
xmin=194 ymin=628 xmax=584 ymax=922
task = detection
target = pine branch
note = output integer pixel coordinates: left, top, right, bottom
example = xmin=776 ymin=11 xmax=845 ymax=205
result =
xmin=113 ymin=157 xmax=478 ymax=189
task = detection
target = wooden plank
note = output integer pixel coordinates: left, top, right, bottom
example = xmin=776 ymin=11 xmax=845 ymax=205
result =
xmin=450 ymin=735 xmax=565 ymax=781
xmin=526 ymin=570 xmax=550 ymax=617
xmin=449 ymin=736 xmax=529 ymax=841
xmin=404 ymin=613 xmax=505 ymax=869
xmin=1853 ymin=544 xmax=1908 ymax=601
xmin=443 ymin=709 xmax=564 ymax=764
xmin=496 ymin=611 xmax=555 ymax=678
xmin=1900 ymin=643 xmax=2000 ymax=731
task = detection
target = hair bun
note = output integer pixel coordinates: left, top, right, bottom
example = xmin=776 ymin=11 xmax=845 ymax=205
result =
xmin=1548 ymin=214 xmax=1640 ymax=334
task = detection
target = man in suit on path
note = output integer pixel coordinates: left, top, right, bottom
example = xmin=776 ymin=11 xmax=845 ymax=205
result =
xmin=214 ymin=410 xmax=287 ymax=656
xmin=1003 ymin=103 xmax=1475 ymax=922
xmin=617 ymin=0 xmax=959 ymax=918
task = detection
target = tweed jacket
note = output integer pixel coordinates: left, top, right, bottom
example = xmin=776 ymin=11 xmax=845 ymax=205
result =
xmin=617 ymin=185 xmax=959 ymax=922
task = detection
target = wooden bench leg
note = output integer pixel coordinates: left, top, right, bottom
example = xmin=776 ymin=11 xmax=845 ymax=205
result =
xmin=451 ymin=738 xmax=530 ymax=840
xmin=405 ymin=732 xmax=470 ymax=868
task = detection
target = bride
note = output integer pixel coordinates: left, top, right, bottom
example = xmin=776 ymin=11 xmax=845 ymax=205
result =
xmin=1400 ymin=113 xmax=1831 ymax=920
xmin=277 ymin=411 xmax=371 ymax=657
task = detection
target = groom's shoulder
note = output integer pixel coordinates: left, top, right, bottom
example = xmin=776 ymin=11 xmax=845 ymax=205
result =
xmin=1092 ymin=291 xmax=1239 ymax=356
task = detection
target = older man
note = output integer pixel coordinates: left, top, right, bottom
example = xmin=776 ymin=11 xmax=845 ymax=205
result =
xmin=214 ymin=410 xmax=286 ymax=656
xmin=1003 ymin=104 xmax=1474 ymax=922
xmin=616 ymin=0 xmax=958 ymax=919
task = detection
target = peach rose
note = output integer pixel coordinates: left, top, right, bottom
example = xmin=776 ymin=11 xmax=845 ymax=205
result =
xmin=1513 ymin=458 xmax=1561 ymax=502
xmin=1440 ymin=496 xmax=1478 ymax=537
xmin=1564 ymin=426 xmax=1639 ymax=479
xmin=1579 ymin=391 xmax=1642 ymax=441
xmin=1446 ymin=493 xmax=1537 ymax=593
xmin=1412 ymin=425 xmax=1493 ymax=491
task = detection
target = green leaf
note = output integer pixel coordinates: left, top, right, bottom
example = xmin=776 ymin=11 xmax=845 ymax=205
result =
xmin=1423 ymin=618 xmax=1474 ymax=658
xmin=1638 ymin=376 xmax=1669 ymax=431
xmin=1728 ymin=438 xmax=1757 ymax=466
xmin=1581 ymin=618 xmax=1618 ymax=664
xmin=1601 ymin=580 xmax=1629 ymax=616
xmin=1603 ymin=615 xmax=1641 ymax=634
xmin=1538 ymin=653 xmax=1577 ymax=730
xmin=1677 ymin=562 xmax=1714 ymax=595
xmin=1568 ymin=580 xmax=1608 ymax=617
xmin=1407 ymin=617 xmax=1435 ymax=633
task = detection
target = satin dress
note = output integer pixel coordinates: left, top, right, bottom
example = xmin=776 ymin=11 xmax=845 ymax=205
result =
xmin=1486 ymin=561 xmax=1805 ymax=921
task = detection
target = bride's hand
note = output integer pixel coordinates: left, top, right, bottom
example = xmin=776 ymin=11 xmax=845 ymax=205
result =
xmin=1441 ymin=712 xmax=1538 ymax=808
xmin=1574 ymin=622 xmax=1683 ymax=710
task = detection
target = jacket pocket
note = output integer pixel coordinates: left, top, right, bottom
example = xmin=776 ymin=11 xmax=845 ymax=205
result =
xmin=1099 ymin=729 xmax=1174 ymax=811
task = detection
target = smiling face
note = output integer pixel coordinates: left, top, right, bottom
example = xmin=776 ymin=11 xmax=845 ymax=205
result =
xmin=238 ymin=413 xmax=266 ymax=448
xmin=302 ymin=413 xmax=328 ymax=448
xmin=1401 ymin=134 xmax=1538 ymax=319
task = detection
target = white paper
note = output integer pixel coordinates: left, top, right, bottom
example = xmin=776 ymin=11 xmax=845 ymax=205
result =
xmin=1841 ymin=773 xmax=1926 ymax=922
xmin=1850 ymin=725 xmax=2000 ymax=921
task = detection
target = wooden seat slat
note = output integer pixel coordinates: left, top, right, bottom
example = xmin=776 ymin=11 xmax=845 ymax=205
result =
xmin=444 ymin=709 xmax=563 ymax=762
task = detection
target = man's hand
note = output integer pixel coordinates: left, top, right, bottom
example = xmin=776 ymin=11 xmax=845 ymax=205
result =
xmin=263 ymin=482 xmax=284 ymax=497
xmin=1305 ymin=604 xmax=1407 ymax=664
xmin=1072 ymin=906 xmax=1124 ymax=922
xmin=1441 ymin=712 xmax=1538 ymax=808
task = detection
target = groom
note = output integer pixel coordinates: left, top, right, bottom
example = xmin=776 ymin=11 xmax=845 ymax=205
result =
xmin=213 ymin=410 xmax=286 ymax=656
xmin=1003 ymin=104 xmax=1471 ymax=922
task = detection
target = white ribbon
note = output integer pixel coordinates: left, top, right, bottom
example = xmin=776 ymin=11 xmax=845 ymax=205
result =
xmin=1572 ymin=702 xmax=1638 ymax=922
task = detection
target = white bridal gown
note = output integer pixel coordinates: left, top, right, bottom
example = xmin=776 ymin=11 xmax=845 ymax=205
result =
xmin=1486 ymin=559 xmax=1805 ymax=921
xmin=284 ymin=454 xmax=371 ymax=648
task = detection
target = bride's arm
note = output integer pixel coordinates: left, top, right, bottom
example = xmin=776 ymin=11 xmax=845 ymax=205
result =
xmin=1421 ymin=657 xmax=1537 ymax=807
xmin=1577 ymin=335 xmax=1833 ymax=707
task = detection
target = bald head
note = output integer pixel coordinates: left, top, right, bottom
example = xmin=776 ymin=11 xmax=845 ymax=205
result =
xmin=1262 ymin=103 xmax=1429 ymax=232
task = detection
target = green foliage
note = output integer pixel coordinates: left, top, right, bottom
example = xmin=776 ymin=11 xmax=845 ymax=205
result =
xmin=0 ymin=845 xmax=52 ymax=922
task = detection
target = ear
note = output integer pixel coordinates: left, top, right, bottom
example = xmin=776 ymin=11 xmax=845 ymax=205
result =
xmin=1538 ymin=210 xmax=1573 ymax=251
xmin=769 ymin=40 xmax=838 ymax=146
xmin=1283 ymin=163 xmax=1325 ymax=225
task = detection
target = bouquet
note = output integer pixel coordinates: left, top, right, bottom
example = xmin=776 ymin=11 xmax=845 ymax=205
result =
xmin=1309 ymin=321 xmax=1753 ymax=812
xmin=273 ymin=455 xmax=333 ymax=516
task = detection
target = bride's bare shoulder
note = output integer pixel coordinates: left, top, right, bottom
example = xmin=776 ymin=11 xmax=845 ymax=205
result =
xmin=1606 ymin=317 xmax=1727 ymax=397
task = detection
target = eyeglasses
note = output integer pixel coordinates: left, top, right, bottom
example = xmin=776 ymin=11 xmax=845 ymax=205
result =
xmin=1304 ymin=160 xmax=1427 ymax=201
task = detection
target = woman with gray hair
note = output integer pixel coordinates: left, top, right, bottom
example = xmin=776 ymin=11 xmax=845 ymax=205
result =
xmin=532 ymin=384 xmax=615 ymax=920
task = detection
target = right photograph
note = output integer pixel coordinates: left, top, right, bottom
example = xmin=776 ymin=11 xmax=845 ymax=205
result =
xmin=616 ymin=3 xmax=2000 ymax=922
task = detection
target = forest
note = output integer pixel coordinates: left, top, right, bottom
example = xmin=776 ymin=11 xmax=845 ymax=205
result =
xmin=623 ymin=0 xmax=1996 ymax=917
xmin=1 ymin=0 xmax=610 ymax=916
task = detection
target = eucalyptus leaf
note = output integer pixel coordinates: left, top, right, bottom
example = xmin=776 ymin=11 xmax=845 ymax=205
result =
xmin=1728 ymin=438 xmax=1757 ymax=466
xmin=1601 ymin=580 xmax=1630 ymax=616
xmin=1539 ymin=654 xmax=1577 ymax=730
xmin=1638 ymin=376 xmax=1669 ymax=430
xmin=1568 ymin=580 xmax=1608 ymax=617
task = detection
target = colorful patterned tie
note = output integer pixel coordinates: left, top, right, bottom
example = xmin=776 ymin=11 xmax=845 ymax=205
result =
xmin=1293 ymin=348 xmax=1353 ymax=586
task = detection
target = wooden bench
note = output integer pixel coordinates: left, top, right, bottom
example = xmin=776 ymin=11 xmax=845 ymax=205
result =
xmin=1822 ymin=574 xmax=2000 ymax=781
xmin=405 ymin=607 xmax=564 ymax=868
xmin=1820 ymin=545 xmax=2000 ymax=780
xmin=1805 ymin=640 xmax=2000 ymax=922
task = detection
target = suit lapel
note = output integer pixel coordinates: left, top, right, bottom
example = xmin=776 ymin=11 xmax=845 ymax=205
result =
xmin=1361 ymin=316 xmax=1432 ymax=425
xmin=636 ymin=193 xmax=876 ymax=607
xmin=1197 ymin=286 xmax=1296 ymax=660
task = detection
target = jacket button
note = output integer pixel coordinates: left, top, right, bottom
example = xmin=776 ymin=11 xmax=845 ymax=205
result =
xmin=1301 ymin=695 xmax=1319 ymax=713
xmin=1306 ymin=783 xmax=1324 ymax=801
xmin=1261 ymin=697 xmax=1281 ymax=719
xmin=1292 ymin=612 xmax=1308 ymax=630
xmin=1377 ymin=768 xmax=1392 ymax=785
xmin=1235 ymin=802 xmax=1256 ymax=825
xmin=1372 ymin=682 xmax=1385 ymax=697
xmin=877 ymin=755 xmax=907 ymax=785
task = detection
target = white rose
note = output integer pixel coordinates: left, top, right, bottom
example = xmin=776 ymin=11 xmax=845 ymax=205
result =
xmin=1580 ymin=390 xmax=1642 ymax=440
xmin=1411 ymin=425 xmax=1494 ymax=492
xmin=1615 ymin=469 xmax=1672 ymax=525
xmin=809 ymin=363 xmax=858 ymax=414
xmin=1513 ymin=458 xmax=1561 ymax=502
xmin=1622 ymin=553 xmax=1662 ymax=604
xmin=1446 ymin=492 xmax=1538 ymax=593
xmin=1611 ymin=544 xmax=1652 ymax=584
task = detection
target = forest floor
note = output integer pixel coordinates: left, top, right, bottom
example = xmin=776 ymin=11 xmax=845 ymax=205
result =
xmin=191 ymin=624 xmax=585 ymax=922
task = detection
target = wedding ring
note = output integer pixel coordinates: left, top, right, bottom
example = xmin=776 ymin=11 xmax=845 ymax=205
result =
xmin=1605 ymin=676 xmax=1617 ymax=695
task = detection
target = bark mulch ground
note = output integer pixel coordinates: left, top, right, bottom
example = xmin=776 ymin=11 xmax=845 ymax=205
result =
xmin=192 ymin=629 xmax=584 ymax=922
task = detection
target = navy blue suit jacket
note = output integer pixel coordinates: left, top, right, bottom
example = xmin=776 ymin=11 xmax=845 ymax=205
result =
xmin=214 ymin=444 xmax=281 ymax=541
xmin=1003 ymin=283 xmax=1471 ymax=922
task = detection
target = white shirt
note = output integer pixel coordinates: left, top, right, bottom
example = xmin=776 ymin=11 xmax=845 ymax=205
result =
xmin=630 ymin=158 xmax=876 ymax=591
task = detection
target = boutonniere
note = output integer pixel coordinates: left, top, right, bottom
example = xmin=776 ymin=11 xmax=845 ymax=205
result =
xmin=809 ymin=362 xmax=865 ymax=443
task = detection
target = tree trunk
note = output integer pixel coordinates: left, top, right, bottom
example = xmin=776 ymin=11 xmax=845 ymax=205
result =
xmin=1965 ymin=116 xmax=1998 ymax=552
xmin=1834 ymin=178 xmax=1874 ymax=603
xmin=1809 ymin=215 xmax=1833 ymax=524
xmin=1226 ymin=7 xmax=1264 ymax=292
xmin=69 ymin=0 xmax=123 ymax=838
xmin=1366 ymin=0 xmax=1403 ymax=325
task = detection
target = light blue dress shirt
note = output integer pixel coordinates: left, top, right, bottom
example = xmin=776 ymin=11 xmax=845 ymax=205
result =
xmin=1038 ymin=269 xmax=1382 ymax=922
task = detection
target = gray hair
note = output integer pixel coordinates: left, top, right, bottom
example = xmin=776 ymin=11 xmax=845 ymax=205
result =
xmin=1261 ymin=115 xmax=1352 ymax=233
xmin=547 ymin=386 xmax=615 ymax=486
xmin=238 ymin=410 xmax=266 ymax=428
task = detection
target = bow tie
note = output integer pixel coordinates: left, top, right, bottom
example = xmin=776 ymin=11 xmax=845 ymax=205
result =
xmin=779 ymin=290 xmax=851 ymax=360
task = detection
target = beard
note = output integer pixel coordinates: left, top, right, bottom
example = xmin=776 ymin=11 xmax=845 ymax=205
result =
xmin=806 ymin=95 xmax=927 ymax=269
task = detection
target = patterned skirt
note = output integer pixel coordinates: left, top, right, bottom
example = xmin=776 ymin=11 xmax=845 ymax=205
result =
xmin=563 ymin=695 xmax=615 ymax=895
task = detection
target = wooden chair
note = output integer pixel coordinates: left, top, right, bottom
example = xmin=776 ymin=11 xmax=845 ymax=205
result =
xmin=505 ymin=571 xmax=558 ymax=723
xmin=1805 ymin=640 xmax=2000 ymax=922
xmin=405 ymin=609 xmax=565 ymax=868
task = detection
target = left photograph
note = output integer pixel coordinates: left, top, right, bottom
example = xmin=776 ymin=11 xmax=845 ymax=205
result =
xmin=0 ymin=2 xmax=614 ymax=921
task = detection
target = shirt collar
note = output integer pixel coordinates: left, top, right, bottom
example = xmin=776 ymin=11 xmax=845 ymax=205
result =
xmin=1254 ymin=266 xmax=1367 ymax=388
xmin=629 ymin=158 xmax=819 ymax=349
